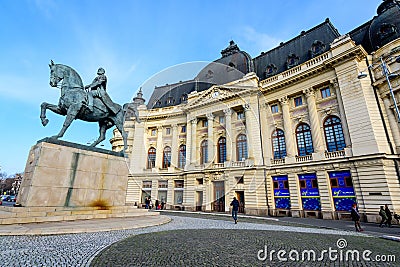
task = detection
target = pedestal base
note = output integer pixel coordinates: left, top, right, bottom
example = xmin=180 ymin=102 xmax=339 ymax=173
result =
xmin=18 ymin=139 xmax=129 ymax=208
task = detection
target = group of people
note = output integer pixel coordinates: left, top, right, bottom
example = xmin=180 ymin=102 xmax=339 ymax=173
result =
xmin=379 ymin=204 xmax=395 ymax=227
xmin=352 ymin=203 xmax=399 ymax=232
xmin=144 ymin=196 xmax=165 ymax=210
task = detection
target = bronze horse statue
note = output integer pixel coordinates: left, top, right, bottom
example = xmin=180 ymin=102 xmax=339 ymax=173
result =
xmin=40 ymin=60 xmax=137 ymax=151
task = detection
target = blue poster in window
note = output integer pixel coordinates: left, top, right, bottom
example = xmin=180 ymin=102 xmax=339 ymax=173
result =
xmin=329 ymin=171 xmax=357 ymax=211
xmin=298 ymin=173 xmax=321 ymax=210
xmin=272 ymin=175 xmax=291 ymax=209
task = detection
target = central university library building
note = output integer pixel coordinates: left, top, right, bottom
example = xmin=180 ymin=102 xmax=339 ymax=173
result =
xmin=111 ymin=1 xmax=400 ymax=222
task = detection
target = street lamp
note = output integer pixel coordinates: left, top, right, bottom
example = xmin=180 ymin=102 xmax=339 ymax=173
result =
xmin=358 ymin=55 xmax=400 ymax=122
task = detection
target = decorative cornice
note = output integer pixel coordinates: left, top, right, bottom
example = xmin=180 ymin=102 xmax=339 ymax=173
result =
xmin=278 ymin=96 xmax=289 ymax=105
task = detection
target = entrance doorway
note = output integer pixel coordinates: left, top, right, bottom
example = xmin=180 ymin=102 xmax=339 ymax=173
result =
xmin=235 ymin=191 xmax=245 ymax=213
xmin=196 ymin=191 xmax=203 ymax=211
xmin=212 ymin=181 xmax=225 ymax=212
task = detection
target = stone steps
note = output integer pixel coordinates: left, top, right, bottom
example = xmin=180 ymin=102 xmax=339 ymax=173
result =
xmin=0 ymin=206 xmax=156 ymax=225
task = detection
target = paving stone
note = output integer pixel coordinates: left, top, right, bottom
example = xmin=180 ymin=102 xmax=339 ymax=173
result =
xmin=0 ymin=215 xmax=398 ymax=266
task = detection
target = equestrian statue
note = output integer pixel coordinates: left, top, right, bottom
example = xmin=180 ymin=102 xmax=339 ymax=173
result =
xmin=40 ymin=60 xmax=140 ymax=152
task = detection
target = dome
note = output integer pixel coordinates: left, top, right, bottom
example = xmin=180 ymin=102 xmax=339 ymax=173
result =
xmin=369 ymin=0 xmax=400 ymax=50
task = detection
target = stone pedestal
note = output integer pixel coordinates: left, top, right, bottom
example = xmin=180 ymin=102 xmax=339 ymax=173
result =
xmin=18 ymin=139 xmax=129 ymax=208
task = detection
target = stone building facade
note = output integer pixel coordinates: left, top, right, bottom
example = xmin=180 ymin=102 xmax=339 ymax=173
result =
xmin=111 ymin=0 xmax=400 ymax=222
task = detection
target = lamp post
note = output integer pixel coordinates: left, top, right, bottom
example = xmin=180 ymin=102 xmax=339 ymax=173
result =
xmin=380 ymin=57 xmax=400 ymax=122
xmin=358 ymin=56 xmax=400 ymax=122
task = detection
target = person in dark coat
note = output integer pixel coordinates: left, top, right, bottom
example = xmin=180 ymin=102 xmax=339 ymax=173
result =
xmin=350 ymin=203 xmax=363 ymax=232
xmin=230 ymin=197 xmax=240 ymax=224
xmin=155 ymin=199 xmax=159 ymax=210
xmin=385 ymin=204 xmax=393 ymax=228
xmin=379 ymin=206 xmax=388 ymax=227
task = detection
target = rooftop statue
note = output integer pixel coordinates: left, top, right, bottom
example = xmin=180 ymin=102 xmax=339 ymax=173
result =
xmin=40 ymin=60 xmax=140 ymax=152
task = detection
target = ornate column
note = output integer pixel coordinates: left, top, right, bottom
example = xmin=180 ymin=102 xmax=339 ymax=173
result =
xmin=155 ymin=126 xmax=163 ymax=169
xmin=185 ymin=119 xmax=192 ymax=170
xmin=259 ymin=103 xmax=272 ymax=165
xmin=207 ymin=113 xmax=214 ymax=164
xmin=171 ymin=124 xmax=179 ymax=168
xmin=333 ymin=80 xmax=351 ymax=149
xmin=224 ymin=108 xmax=232 ymax=162
xmin=130 ymin=121 xmax=146 ymax=172
xmin=191 ymin=118 xmax=198 ymax=165
xmin=383 ymin=96 xmax=400 ymax=151
xmin=303 ymin=88 xmax=324 ymax=153
xmin=279 ymin=96 xmax=296 ymax=157
xmin=243 ymin=104 xmax=254 ymax=159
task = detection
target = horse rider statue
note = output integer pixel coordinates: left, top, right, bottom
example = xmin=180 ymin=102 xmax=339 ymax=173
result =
xmin=85 ymin=67 xmax=121 ymax=114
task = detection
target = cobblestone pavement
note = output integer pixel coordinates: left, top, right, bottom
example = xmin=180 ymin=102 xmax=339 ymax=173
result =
xmin=0 ymin=214 xmax=399 ymax=267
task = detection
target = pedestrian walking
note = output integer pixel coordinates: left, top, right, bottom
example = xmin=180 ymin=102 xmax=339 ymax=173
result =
xmin=145 ymin=197 xmax=149 ymax=209
xmin=385 ymin=204 xmax=393 ymax=228
xmin=379 ymin=206 xmax=388 ymax=227
xmin=351 ymin=203 xmax=363 ymax=232
xmin=230 ymin=197 xmax=240 ymax=224
xmin=161 ymin=199 xmax=165 ymax=210
xmin=155 ymin=199 xmax=159 ymax=210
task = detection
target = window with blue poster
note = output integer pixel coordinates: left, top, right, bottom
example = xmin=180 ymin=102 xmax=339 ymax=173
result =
xmin=329 ymin=171 xmax=357 ymax=211
xmin=298 ymin=173 xmax=321 ymax=210
xmin=272 ymin=175 xmax=291 ymax=209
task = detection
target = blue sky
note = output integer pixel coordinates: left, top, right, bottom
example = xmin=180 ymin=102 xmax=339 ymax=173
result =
xmin=0 ymin=0 xmax=381 ymax=175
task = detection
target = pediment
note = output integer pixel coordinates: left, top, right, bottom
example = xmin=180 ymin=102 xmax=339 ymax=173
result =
xmin=185 ymin=85 xmax=257 ymax=109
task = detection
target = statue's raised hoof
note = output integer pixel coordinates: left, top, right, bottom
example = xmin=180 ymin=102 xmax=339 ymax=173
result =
xmin=42 ymin=118 xmax=49 ymax=126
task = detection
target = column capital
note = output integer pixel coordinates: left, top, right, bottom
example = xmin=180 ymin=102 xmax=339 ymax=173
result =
xmin=278 ymin=96 xmax=289 ymax=105
xmin=303 ymin=88 xmax=315 ymax=97
xmin=223 ymin=108 xmax=232 ymax=116
xmin=243 ymin=103 xmax=250 ymax=110
xmin=191 ymin=118 xmax=198 ymax=125
xmin=172 ymin=123 xmax=178 ymax=129
xmin=206 ymin=113 xmax=214 ymax=120
xmin=157 ymin=125 xmax=163 ymax=131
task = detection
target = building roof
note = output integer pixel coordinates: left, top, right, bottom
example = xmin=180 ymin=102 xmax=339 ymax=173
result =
xmin=253 ymin=19 xmax=340 ymax=81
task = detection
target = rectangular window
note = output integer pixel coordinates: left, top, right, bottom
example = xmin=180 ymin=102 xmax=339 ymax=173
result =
xmin=272 ymin=175 xmax=291 ymax=209
xmin=158 ymin=180 xmax=168 ymax=188
xmin=174 ymin=180 xmax=184 ymax=188
xmin=219 ymin=116 xmax=225 ymax=124
xmin=151 ymin=129 xmax=156 ymax=136
xmin=298 ymin=173 xmax=321 ymax=211
xmin=271 ymin=104 xmax=279 ymax=113
xmin=294 ymin=96 xmax=302 ymax=107
xmin=181 ymin=125 xmax=186 ymax=133
xmin=202 ymin=120 xmax=208 ymax=127
xmin=236 ymin=176 xmax=244 ymax=184
xmin=237 ymin=111 xmax=244 ymax=120
xmin=321 ymin=88 xmax=331 ymax=98
xmin=174 ymin=191 xmax=183 ymax=204
xmin=142 ymin=181 xmax=152 ymax=188
xmin=329 ymin=171 xmax=357 ymax=211
xmin=165 ymin=127 xmax=171 ymax=135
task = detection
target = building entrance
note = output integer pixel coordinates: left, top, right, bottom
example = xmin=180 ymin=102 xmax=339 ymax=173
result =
xmin=212 ymin=181 xmax=225 ymax=212
xmin=235 ymin=191 xmax=245 ymax=213
xmin=196 ymin=191 xmax=203 ymax=211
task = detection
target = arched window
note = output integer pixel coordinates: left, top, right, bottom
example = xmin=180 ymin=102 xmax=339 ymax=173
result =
xmin=272 ymin=129 xmax=286 ymax=159
xmin=324 ymin=116 xmax=346 ymax=152
xmin=296 ymin=123 xmax=314 ymax=156
xmin=200 ymin=140 xmax=208 ymax=164
xmin=236 ymin=134 xmax=248 ymax=161
xmin=147 ymin=147 xmax=156 ymax=169
xmin=178 ymin=144 xmax=186 ymax=169
xmin=162 ymin=146 xmax=171 ymax=169
xmin=218 ymin=137 xmax=226 ymax=163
